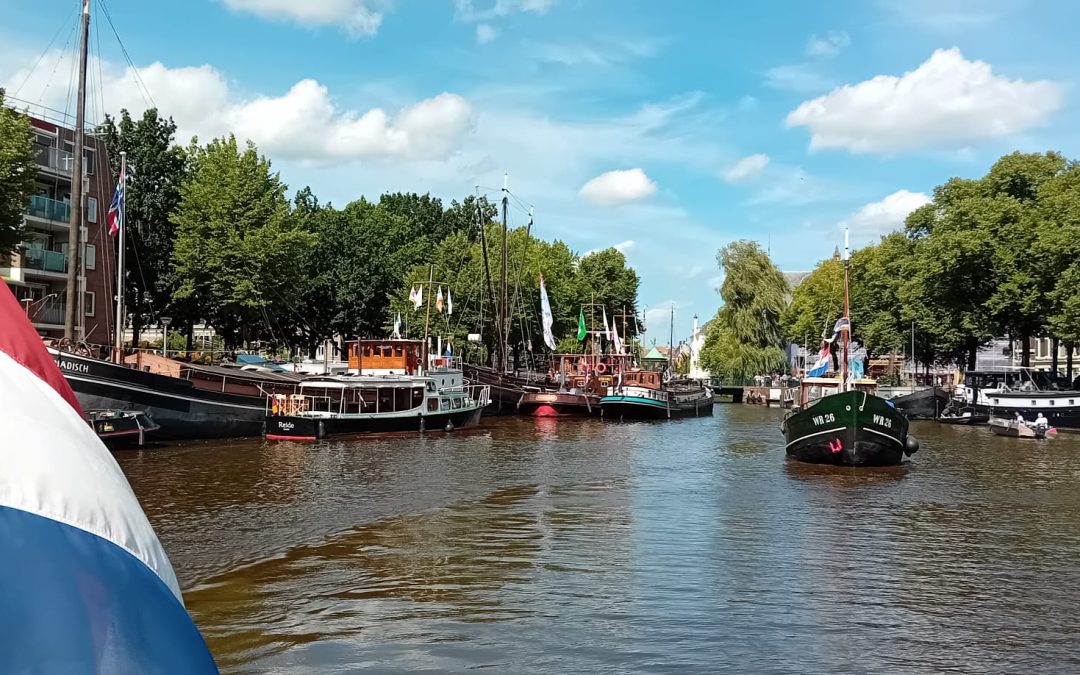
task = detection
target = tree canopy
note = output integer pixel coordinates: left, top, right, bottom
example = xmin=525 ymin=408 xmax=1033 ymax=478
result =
xmin=0 ymin=90 xmax=35 ymax=255
xmin=700 ymin=241 xmax=788 ymax=382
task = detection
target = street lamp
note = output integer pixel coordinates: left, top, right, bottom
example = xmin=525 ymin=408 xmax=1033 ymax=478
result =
xmin=161 ymin=316 xmax=172 ymax=356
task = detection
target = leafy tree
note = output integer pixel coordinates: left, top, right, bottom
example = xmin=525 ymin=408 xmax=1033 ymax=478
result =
xmin=0 ymin=89 xmax=35 ymax=255
xmin=700 ymin=241 xmax=788 ymax=382
xmin=850 ymin=233 xmax=914 ymax=357
xmin=98 ymin=108 xmax=187 ymax=343
xmin=782 ymin=257 xmax=842 ymax=347
xmin=171 ymin=136 xmax=315 ymax=348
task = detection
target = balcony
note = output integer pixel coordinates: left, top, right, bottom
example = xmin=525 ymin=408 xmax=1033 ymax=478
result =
xmin=21 ymin=243 xmax=67 ymax=275
xmin=30 ymin=301 xmax=66 ymax=327
xmin=26 ymin=195 xmax=71 ymax=223
xmin=34 ymin=147 xmax=88 ymax=177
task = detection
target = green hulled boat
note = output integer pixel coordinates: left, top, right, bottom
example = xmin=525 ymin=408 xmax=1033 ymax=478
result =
xmin=781 ymin=229 xmax=918 ymax=467
xmin=781 ymin=379 xmax=918 ymax=466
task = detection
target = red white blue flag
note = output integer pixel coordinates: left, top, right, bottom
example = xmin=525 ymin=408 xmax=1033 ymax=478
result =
xmin=107 ymin=162 xmax=125 ymax=236
xmin=0 ymin=280 xmax=217 ymax=672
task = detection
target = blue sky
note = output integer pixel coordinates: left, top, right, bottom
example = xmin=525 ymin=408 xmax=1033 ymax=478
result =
xmin=2 ymin=0 xmax=1077 ymax=340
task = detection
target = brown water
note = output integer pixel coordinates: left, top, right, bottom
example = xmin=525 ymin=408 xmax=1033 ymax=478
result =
xmin=116 ymin=406 xmax=1080 ymax=673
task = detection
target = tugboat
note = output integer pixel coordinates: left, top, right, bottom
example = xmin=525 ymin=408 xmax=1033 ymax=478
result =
xmin=781 ymin=231 xmax=918 ymax=466
xmin=265 ymin=339 xmax=490 ymax=440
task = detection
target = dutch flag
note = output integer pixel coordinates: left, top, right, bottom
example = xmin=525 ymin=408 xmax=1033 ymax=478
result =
xmin=807 ymin=343 xmax=831 ymax=377
xmin=0 ymin=281 xmax=217 ymax=672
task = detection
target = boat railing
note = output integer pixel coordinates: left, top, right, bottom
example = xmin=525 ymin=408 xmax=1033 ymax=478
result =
xmin=268 ymin=393 xmax=334 ymax=416
xmin=466 ymin=384 xmax=491 ymax=407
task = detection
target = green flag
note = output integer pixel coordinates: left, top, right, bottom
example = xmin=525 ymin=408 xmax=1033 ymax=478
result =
xmin=576 ymin=308 xmax=587 ymax=341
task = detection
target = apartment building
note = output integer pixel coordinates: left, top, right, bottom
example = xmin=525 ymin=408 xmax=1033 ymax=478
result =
xmin=1 ymin=114 xmax=114 ymax=346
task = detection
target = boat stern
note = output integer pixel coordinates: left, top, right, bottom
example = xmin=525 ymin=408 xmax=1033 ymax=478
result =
xmin=265 ymin=416 xmax=322 ymax=441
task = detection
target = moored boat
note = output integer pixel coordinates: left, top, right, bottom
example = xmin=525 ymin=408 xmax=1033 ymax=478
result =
xmin=889 ymin=386 xmax=950 ymax=420
xmin=954 ymin=369 xmax=1080 ymax=431
xmin=518 ymin=353 xmax=634 ymax=417
xmin=937 ymin=408 xmax=990 ymax=425
xmin=265 ymin=339 xmax=489 ymax=440
xmin=601 ymin=369 xmax=714 ymax=419
xmin=88 ymin=408 xmax=159 ymax=447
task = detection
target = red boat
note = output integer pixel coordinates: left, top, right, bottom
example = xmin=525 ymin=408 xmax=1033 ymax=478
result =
xmin=518 ymin=353 xmax=634 ymax=417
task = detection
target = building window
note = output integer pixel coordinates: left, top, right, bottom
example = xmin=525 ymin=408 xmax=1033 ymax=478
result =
xmin=83 ymin=148 xmax=95 ymax=175
xmin=84 ymin=243 xmax=95 ymax=270
xmin=84 ymin=291 xmax=95 ymax=317
xmin=87 ymin=197 xmax=97 ymax=223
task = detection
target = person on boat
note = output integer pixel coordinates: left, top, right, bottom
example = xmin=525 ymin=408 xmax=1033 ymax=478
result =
xmin=1015 ymin=412 xmax=1027 ymax=425
xmin=1035 ymin=412 xmax=1050 ymax=431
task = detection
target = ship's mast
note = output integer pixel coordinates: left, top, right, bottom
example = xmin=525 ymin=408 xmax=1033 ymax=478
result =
xmin=500 ymin=173 xmax=509 ymax=372
xmin=112 ymin=151 xmax=126 ymax=362
xmin=842 ymin=228 xmax=850 ymax=392
xmin=64 ymin=0 xmax=90 ymax=340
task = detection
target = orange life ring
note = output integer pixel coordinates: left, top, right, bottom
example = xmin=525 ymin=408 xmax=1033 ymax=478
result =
xmin=594 ymin=362 xmax=608 ymax=375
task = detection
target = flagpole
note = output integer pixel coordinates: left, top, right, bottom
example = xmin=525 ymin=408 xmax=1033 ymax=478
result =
xmin=113 ymin=151 xmax=126 ymax=364
xmin=422 ymin=265 xmax=434 ymax=371
xmin=842 ymin=228 xmax=850 ymax=391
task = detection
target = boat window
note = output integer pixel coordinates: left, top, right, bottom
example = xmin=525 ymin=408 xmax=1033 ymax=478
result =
xmin=413 ymin=387 xmax=425 ymax=408
xmin=1071 ymin=400 xmax=1075 ymax=406
xmin=360 ymin=388 xmax=378 ymax=410
xmin=428 ymin=398 xmax=438 ymax=412
xmin=395 ymin=346 xmax=404 ymax=357
xmin=379 ymin=388 xmax=394 ymax=412
xmin=1032 ymin=400 xmax=1037 ymax=406
xmin=452 ymin=397 xmax=463 ymax=409
xmin=441 ymin=399 xmax=450 ymax=411
xmin=395 ymin=386 xmax=412 ymax=411
xmin=1050 ymin=399 xmax=1055 ymax=405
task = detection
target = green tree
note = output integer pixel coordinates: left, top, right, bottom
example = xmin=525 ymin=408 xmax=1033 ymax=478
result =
xmin=98 ymin=108 xmax=188 ymax=343
xmin=700 ymin=241 xmax=788 ymax=382
xmin=171 ymin=135 xmax=315 ymax=348
xmin=0 ymin=90 xmax=36 ymax=255
xmin=782 ymin=257 xmax=842 ymax=347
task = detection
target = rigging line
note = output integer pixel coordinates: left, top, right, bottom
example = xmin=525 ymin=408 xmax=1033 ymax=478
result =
xmin=12 ymin=4 xmax=78 ymax=99
xmin=99 ymin=0 xmax=156 ymax=110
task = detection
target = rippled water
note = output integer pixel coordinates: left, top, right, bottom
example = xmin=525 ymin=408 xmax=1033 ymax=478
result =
xmin=116 ymin=405 xmax=1080 ymax=673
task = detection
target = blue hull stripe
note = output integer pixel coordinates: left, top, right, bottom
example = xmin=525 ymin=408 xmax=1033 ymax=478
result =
xmin=0 ymin=505 xmax=218 ymax=673
xmin=600 ymin=396 xmax=668 ymax=408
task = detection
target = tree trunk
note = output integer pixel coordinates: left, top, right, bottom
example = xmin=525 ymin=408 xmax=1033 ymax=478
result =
xmin=1051 ymin=336 xmax=1060 ymax=374
xmin=1021 ymin=330 xmax=1031 ymax=368
xmin=967 ymin=339 xmax=978 ymax=371
xmin=1067 ymin=342 xmax=1075 ymax=382
xmin=186 ymin=322 xmax=194 ymax=354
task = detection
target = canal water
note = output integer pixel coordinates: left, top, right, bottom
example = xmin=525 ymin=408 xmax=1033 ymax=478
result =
xmin=116 ymin=405 xmax=1080 ymax=674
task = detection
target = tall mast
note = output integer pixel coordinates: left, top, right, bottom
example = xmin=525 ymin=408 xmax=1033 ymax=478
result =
xmin=64 ymin=0 xmax=90 ymax=340
xmin=112 ymin=151 xmax=126 ymax=363
xmin=668 ymin=305 xmax=674 ymax=374
xmin=500 ymin=173 xmax=509 ymax=372
xmin=842 ymin=228 xmax=850 ymax=391
xmin=422 ymin=264 xmax=434 ymax=371
xmin=475 ymin=186 xmax=498 ymax=369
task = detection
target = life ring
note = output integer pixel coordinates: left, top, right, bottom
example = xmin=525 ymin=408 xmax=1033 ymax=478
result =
xmin=594 ymin=362 xmax=608 ymax=375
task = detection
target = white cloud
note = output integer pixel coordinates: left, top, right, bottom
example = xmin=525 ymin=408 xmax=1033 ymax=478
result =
xmin=724 ymin=153 xmax=770 ymax=182
xmin=527 ymin=37 xmax=667 ymax=67
xmin=221 ymin=0 xmax=383 ymax=36
xmin=4 ymin=53 xmax=473 ymax=162
xmin=582 ymin=239 xmax=635 ymax=257
xmin=454 ymin=0 xmax=554 ymax=21
xmin=806 ymin=30 xmax=850 ymax=57
xmin=579 ymin=168 xmax=657 ymax=205
xmin=476 ymin=23 xmax=497 ymax=43
xmin=839 ymin=190 xmax=931 ymax=236
xmin=763 ymin=63 xmax=835 ymax=93
xmin=786 ymin=48 xmax=1064 ymax=153
xmin=883 ymin=0 xmax=1026 ymax=32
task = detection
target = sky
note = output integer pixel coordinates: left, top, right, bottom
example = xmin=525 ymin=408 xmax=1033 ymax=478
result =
xmin=2 ymin=0 xmax=1077 ymax=342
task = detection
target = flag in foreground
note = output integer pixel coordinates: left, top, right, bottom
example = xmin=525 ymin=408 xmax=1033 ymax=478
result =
xmin=107 ymin=161 xmax=126 ymax=236
xmin=0 ymin=281 xmax=218 ymax=673
xmin=576 ymin=308 xmax=587 ymax=341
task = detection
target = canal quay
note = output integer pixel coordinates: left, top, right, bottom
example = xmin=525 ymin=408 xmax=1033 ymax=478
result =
xmin=115 ymin=405 xmax=1080 ymax=674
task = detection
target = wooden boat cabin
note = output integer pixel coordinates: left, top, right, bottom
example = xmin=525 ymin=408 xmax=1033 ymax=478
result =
xmin=554 ymin=354 xmax=636 ymax=394
xmin=797 ymin=377 xmax=878 ymax=409
xmin=348 ymin=339 xmax=422 ymax=376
